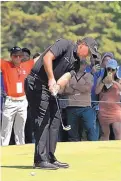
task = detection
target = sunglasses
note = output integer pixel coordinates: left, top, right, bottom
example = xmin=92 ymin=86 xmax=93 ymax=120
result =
xmin=12 ymin=55 xmax=23 ymax=58
xmin=107 ymin=68 xmax=115 ymax=72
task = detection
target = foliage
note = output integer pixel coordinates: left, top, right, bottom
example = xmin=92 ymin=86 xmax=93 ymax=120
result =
xmin=1 ymin=1 xmax=121 ymax=63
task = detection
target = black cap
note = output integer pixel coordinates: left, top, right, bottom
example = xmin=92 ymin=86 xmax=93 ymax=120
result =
xmin=22 ymin=48 xmax=31 ymax=56
xmin=91 ymin=52 xmax=101 ymax=61
xmin=10 ymin=46 xmax=22 ymax=55
xmin=81 ymin=37 xmax=98 ymax=57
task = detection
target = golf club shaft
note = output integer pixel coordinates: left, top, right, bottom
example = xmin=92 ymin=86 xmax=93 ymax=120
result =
xmin=54 ymin=96 xmax=66 ymax=128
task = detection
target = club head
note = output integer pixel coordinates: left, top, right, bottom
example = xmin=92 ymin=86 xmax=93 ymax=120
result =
xmin=63 ymin=125 xmax=71 ymax=131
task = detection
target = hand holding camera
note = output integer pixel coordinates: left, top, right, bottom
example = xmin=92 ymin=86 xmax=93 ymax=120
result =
xmin=103 ymin=73 xmax=113 ymax=85
xmin=92 ymin=62 xmax=100 ymax=73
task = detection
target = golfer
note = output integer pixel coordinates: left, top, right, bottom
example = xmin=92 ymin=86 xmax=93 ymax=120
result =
xmin=24 ymin=37 xmax=99 ymax=170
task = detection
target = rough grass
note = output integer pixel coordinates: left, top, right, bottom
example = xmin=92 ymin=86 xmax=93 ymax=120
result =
xmin=1 ymin=141 xmax=121 ymax=181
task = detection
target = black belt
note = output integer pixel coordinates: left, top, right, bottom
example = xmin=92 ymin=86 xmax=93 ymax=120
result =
xmin=29 ymin=71 xmax=48 ymax=85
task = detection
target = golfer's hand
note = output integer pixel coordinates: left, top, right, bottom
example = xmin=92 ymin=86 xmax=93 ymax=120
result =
xmin=48 ymin=78 xmax=56 ymax=95
xmin=49 ymin=84 xmax=61 ymax=96
xmin=48 ymin=78 xmax=56 ymax=88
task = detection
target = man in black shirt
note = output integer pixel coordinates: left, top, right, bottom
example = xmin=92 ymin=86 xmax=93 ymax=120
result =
xmin=24 ymin=37 xmax=99 ymax=170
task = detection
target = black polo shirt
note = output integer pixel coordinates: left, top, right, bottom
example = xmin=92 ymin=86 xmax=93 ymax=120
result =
xmin=31 ymin=38 xmax=80 ymax=84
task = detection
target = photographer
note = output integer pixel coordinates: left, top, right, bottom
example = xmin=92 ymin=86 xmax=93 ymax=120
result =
xmin=96 ymin=59 xmax=121 ymax=140
xmin=86 ymin=54 xmax=102 ymax=139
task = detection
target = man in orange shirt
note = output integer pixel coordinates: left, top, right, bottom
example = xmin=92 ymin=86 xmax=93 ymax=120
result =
xmin=1 ymin=46 xmax=34 ymax=146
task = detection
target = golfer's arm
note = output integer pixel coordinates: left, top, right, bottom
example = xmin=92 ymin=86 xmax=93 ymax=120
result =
xmin=43 ymin=51 xmax=55 ymax=80
xmin=57 ymin=72 xmax=72 ymax=89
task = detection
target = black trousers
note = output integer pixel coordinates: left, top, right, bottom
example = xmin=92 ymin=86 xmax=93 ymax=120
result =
xmin=24 ymin=75 xmax=61 ymax=163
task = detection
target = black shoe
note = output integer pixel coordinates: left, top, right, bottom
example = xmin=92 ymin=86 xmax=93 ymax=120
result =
xmin=48 ymin=152 xmax=69 ymax=168
xmin=52 ymin=160 xmax=69 ymax=168
xmin=33 ymin=161 xmax=59 ymax=170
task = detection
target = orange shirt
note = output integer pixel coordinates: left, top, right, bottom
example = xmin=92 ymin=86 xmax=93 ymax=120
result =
xmin=1 ymin=60 xmax=34 ymax=97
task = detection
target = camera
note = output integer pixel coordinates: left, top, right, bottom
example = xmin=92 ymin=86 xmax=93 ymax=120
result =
xmin=95 ymin=60 xmax=100 ymax=65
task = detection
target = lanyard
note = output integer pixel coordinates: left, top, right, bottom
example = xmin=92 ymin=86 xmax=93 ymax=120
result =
xmin=16 ymin=66 xmax=23 ymax=79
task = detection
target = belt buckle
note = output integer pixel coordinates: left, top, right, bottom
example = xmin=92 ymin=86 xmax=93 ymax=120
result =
xmin=11 ymin=97 xmax=17 ymax=101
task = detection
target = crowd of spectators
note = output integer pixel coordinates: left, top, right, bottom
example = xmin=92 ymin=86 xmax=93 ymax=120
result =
xmin=1 ymin=45 xmax=121 ymax=146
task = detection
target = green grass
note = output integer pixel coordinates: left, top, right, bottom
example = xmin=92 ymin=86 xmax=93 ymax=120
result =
xmin=1 ymin=141 xmax=121 ymax=181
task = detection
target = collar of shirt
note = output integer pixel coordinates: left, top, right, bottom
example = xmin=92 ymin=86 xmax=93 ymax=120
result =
xmin=10 ymin=61 xmax=21 ymax=68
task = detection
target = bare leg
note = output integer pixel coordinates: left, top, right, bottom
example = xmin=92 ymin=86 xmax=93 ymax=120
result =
xmin=112 ymin=122 xmax=121 ymax=140
xmin=100 ymin=123 xmax=110 ymax=141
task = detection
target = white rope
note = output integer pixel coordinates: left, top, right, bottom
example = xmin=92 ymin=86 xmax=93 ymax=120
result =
xmin=58 ymin=99 xmax=121 ymax=104
xmin=58 ymin=93 xmax=121 ymax=104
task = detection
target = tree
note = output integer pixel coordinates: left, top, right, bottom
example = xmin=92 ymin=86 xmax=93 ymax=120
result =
xmin=1 ymin=1 xmax=121 ymax=63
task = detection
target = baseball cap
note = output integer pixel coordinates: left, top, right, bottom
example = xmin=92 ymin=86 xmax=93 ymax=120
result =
xmin=116 ymin=66 xmax=121 ymax=79
xmin=22 ymin=48 xmax=31 ymax=56
xmin=81 ymin=37 xmax=99 ymax=57
xmin=10 ymin=46 xmax=22 ymax=55
xmin=106 ymin=59 xmax=118 ymax=69
xmin=101 ymin=52 xmax=114 ymax=61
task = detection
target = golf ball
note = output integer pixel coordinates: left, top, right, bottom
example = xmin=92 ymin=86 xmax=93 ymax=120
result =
xmin=31 ymin=172 xmax=35 ymax=176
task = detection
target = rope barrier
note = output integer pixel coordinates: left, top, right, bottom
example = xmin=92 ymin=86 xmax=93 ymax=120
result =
xmin=58 ymin=99 xmax=121 ymax=104
xmin=58 ymin=93 xmax=121 ymax=104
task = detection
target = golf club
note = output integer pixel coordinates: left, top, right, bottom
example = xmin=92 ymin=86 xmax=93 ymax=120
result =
xmin=54 ymin=95 xmax=71 ymax=131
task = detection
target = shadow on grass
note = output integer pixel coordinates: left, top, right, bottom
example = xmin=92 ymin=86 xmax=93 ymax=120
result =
xmin=1 ymin=165 xmax=33 ymax=169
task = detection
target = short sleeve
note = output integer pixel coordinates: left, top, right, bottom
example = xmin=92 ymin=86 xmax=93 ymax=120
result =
xmin=50 ymin=39 xmax=69 ymax=58
xmin=29 ymin=59 xmax=34 ymax=68
xmin=23 ymin=59 xmax=34 ymax=73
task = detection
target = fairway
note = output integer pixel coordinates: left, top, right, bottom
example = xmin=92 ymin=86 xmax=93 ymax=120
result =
xmin=1 ymin=141 xmax=121 ymax=181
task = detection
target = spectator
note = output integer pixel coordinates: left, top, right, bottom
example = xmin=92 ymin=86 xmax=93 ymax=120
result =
xmin=33 ymin=52 xmax=41 ymax=60
xmin=21 ymin=47 xmax=34 ymax=144
xmin=116 ymin=65 xmax=121 ymax=101
xmin=86 ymin=52 xmax=115 ymax=139
xmin=32 ymin=52 xmax=41 ymax=64
xmin=101 ymin=52 xmax=114 ymax=68
xmin=0 ymin=71 xmax=6 ymax=122
xmin=116 ymin=65 xmax=121 ymax=80
xmin=1 ymin=46 xmax=34 ymax=146
xmin=101 ymin=52 xmax=115 ymax=140
xmin=95 ymin=59 xmax=121 ymax=140
xmin=63 ymin=60 xmax=98 ymax=141
xmin=85 ymin=54 xmax=102 ymax=139
xmin=22 ymin=48 xmax=31 ymax=62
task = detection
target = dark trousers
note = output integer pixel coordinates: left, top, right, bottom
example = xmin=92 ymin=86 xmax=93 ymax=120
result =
xmin=24 ymin=76 xmax=60 ymax=163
